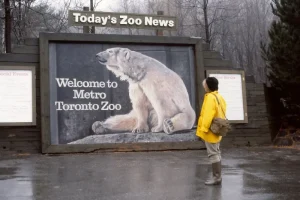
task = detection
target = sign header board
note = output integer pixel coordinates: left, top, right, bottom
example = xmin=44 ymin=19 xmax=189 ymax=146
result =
xmin=68 ymin=10 xmax=177 ymax=31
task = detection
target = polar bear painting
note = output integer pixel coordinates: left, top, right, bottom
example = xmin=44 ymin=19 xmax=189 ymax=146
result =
xmin=92 ymin=47 xmax=196 ymax=135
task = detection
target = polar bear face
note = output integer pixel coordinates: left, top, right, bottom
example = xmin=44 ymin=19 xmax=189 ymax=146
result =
xmin=96 ymin=47 xmax=129 ymax=66
xmin=96 ymin=48 xmax=146 ymax=82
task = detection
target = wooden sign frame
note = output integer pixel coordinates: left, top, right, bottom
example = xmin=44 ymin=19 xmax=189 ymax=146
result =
xmin=206 ymin=70 xmax=248 ymax=124
xmin=39 ymin=32 xmax=206 ymax=154
xmin=0 ymin=63 xmax=36 ymax=126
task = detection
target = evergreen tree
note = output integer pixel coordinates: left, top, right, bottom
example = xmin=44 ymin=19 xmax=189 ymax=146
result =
xmin=262 ymin=0 xmax=300 ymax=114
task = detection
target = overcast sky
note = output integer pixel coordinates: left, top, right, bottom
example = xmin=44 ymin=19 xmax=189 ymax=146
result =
xmin=43 ymin=0 xmax=119 ymax=12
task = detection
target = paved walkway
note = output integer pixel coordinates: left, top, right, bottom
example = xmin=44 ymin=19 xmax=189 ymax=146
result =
xmin=0 ymin=147 xmax=299 ymax=200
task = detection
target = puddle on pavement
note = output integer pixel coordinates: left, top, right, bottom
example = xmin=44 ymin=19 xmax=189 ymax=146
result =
xmin=0 ymin=167 xmax=18 ymax=180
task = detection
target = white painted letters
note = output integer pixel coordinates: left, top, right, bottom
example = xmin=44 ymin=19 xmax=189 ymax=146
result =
xmin=73 ymin=13 xmax=81 ymax=22
xmin=55 ymin=78 xmax=121 ymax=111
xmin=120 ymin=15 xmax=128 ymax=24
xmin=145 ymin=17 xmax=152 ymax=26
xmin=71 ymin=12 xmax=176 ymax=29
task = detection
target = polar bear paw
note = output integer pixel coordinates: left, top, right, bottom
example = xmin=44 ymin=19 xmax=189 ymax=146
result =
xmin=92 ymin=121 xmax=107 ymax=134
xmin=151 ymin=125 xmax=163 ymax=133
xmin=132 ymin=124 xmax=149 ymax=133
xmin=163 ymin=118 xmax=175 ymax=134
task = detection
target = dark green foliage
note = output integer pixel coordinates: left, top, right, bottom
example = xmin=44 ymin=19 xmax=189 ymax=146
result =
xmin=261 ymin=0 xmax=300 ymax=115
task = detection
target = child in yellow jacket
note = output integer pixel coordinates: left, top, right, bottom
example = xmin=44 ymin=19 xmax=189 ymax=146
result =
xmin=196 ymin=77 xmax=227 ymax=185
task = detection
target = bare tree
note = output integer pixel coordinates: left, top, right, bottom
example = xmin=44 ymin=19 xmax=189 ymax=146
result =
xmin=216 ymin=0 xmax=272 ymax=82
xmin=0 ymin=0 xmax=274 ymax=83
xmin=0 ymin=0 xmax=76 ymax=51
xmin=109 ymin=0 xmax=148 ymax=35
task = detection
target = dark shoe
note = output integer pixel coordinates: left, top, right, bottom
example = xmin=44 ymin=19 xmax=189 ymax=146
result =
xmin=205 ymin=161 xmax=222 ymax=185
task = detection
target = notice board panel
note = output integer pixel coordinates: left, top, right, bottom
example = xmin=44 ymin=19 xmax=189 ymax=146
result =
xmin=0 ymin=64 xmax=36 ymax=126
xmin=206 ymin=70 xmax=248 ymax=123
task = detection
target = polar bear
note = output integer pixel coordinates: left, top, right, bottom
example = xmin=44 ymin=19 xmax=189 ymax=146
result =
xmin=92 ymin=47 xmax=195 ymax=134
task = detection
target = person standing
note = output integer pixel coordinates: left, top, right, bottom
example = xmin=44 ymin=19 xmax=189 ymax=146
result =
xmin=196 ymin=77 xmax=227 ymax=185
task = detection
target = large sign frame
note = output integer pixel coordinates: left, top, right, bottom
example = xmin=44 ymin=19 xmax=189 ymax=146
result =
xmin=206 ymin=70 xmax=248 ymax=124
xmin=40 ymin=33 xmax=205 ymax=154
xmin=0 ymin=63 xmax=36 ymax=126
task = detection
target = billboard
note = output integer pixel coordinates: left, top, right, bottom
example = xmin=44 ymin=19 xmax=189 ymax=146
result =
xmin=40 ymin=33 xmax=205 ymax=153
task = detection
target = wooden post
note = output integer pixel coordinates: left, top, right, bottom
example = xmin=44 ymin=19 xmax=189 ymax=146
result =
xmin=83 ymin=7 xmax=90 ymax=33
xmin=4 ymin=0 xmax=12 ymax=53
xmin=90 ymin=0 xmax=95 ymax=33
xmin=156 ymin=11 xmax=164 ymax=36
xmin=203 ymin=0 xmax=210 ymax=46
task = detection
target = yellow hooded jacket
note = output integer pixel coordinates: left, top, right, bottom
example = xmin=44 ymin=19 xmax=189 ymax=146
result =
xmin=196 ymin=91 xmax=227 ymax=143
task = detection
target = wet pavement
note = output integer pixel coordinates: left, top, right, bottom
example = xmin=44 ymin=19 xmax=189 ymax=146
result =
xmin=0 ymin=147 xmax=300 ymax=200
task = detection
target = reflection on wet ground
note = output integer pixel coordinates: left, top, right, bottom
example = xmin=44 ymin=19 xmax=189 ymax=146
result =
xmin=0 ymin=147 xmax=300 ymax=200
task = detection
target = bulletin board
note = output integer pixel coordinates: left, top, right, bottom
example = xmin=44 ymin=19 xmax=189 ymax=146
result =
xmin=206 ymin=70 xmax=248 ymax=123
xmin=0 ymin=65 xmax=36 ymax=126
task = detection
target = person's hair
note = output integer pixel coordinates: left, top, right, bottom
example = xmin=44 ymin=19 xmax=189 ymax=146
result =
xmin=205 ymin=77 xmax=219 ymax=91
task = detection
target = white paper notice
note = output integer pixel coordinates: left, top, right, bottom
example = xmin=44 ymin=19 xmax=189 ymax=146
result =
xmin=0 ymin=70 xmax=33 ymax=123
xmin=209 ymin=74 xmax=244 ymax=121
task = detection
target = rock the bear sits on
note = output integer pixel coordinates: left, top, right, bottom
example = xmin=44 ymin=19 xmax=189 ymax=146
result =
xmin=92 ymin=47 xmax=196 ymax=134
